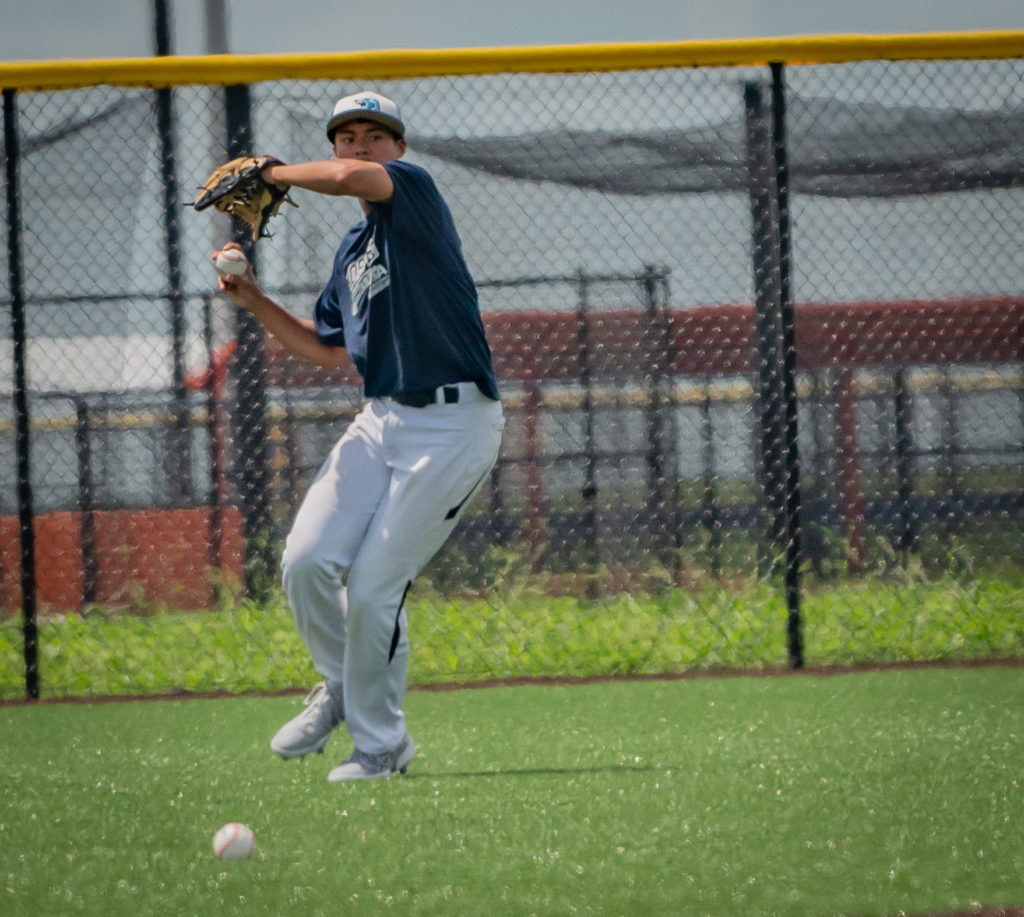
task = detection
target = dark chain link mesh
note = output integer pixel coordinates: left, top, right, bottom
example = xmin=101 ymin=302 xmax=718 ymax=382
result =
xmin=2 ymin=55 xmax=1022 ymax=698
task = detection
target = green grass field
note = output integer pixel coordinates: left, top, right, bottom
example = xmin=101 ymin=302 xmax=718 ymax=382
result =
xmin=2 ymin=667 xmax=1022 ymax=917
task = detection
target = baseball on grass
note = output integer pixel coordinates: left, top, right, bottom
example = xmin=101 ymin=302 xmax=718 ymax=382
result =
xmin=212 ymin=822 xmax=256 ymax=860
xmin=215 ymin=248 xmax=249 ymax=277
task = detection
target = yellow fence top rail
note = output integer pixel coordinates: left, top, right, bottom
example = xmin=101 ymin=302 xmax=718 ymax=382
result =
xmin=2 ymin=31 xmax=1024 ymax=92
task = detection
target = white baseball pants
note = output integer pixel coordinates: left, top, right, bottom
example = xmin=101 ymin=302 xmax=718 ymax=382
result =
xmin=281 ymin=387 xmax=504 ymax=754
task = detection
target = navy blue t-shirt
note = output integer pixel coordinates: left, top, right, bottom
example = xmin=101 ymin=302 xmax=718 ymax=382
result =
xmin=313 ymin=160 xmax=499 ymax=401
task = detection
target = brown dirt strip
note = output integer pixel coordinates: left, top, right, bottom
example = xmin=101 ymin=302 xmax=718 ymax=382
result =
xmin=2 ymin=656 xmax=1021 ymax=707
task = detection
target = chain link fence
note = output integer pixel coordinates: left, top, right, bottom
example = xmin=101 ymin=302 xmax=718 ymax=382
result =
xmin=2 ymin=40 xmax=1023 ymax=698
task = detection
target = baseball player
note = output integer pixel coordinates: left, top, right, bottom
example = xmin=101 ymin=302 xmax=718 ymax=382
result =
xmin=213 ymin=91 xmax=504 ymax=781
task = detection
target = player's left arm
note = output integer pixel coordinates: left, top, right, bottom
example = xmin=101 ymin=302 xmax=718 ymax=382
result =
xmin=263 ymin=160 xmax=394 ymax=202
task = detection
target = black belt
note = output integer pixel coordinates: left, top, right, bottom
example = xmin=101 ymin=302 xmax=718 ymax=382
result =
xmin=391 ymin=385 xmax=463 ymax=408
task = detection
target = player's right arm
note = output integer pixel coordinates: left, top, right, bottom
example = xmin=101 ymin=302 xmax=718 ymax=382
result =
xmin=214 ymin=248 xmax=348 ymax=371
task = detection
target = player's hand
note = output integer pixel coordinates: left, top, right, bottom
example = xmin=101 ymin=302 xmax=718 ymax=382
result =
xmin=260 ymin=161 xmax=290 ymax=192
xmin=211 ymin=243 xmax=262 ymax=311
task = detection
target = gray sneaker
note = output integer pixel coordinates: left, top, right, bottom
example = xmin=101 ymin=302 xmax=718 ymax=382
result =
xmin=327 ymin=734 xmax=415 ymax=782
xmin=270 ymin=681 xmax=344 ymax=759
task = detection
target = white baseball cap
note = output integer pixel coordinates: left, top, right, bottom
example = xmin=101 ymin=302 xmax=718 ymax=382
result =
xmin=326 ymin=91 xmax=405 ymax=140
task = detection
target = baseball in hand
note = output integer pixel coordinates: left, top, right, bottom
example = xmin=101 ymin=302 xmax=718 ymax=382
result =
xmin=212 ymin=822 xmax=256 ymax=860
xmin=215 ymin=248 xmax=249 ymax=277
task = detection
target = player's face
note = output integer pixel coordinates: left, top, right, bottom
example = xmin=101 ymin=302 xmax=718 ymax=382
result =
xmin=332 ymin=121 xmax=405 ymax=164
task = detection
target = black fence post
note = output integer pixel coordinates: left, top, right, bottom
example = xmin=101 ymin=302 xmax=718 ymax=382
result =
xmin=153 ymin=0 xmax=193 ymax=505
xmin=641 ymin=265 xmax=680 ymax=576
xmin=224 ymin=82 xmax=274 ymax=599
xmin=4 ymin=87 xmax=39 ymax=699
xmin=770 ymin=62 xmax=805 ymax=670
xmin=938 ymin=368 xmax=965 ymax=540
xmin=700 ymin=379 xmax=722 ymax=578
xmin=893 ymin=369 xmax=918 ymax=557
xmin=575 ymin=270 xmax=599 ymax=578
xmin=74 ymin=399 xmax=98 ymax=606
xmin=744 ymin=81 xmax=788 ymax=564
xmin=201 ymin=292 xmax=228 ymax=603
xmin=745 ymin=75 xmax=804 ymax=669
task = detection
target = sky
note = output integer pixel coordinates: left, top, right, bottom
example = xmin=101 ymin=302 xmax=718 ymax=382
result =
xmin=0 ymin=0 xmax=1022 ymax=61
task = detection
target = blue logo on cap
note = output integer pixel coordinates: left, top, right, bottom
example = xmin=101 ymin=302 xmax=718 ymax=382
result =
xmin=355 ymin=97 xmax=381 ymax=112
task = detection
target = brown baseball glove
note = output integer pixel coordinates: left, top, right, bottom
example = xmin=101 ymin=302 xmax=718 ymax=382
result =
xmin=190 ymin=155 xmax=296 ymax=240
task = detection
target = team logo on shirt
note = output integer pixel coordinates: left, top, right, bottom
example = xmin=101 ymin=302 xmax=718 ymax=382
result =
xmin=346 ymin=237 xmax=390 ymax=312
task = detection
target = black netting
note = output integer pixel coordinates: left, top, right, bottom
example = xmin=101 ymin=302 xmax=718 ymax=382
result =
xmin=414 ymin=91 xmax=1024 ymax=197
